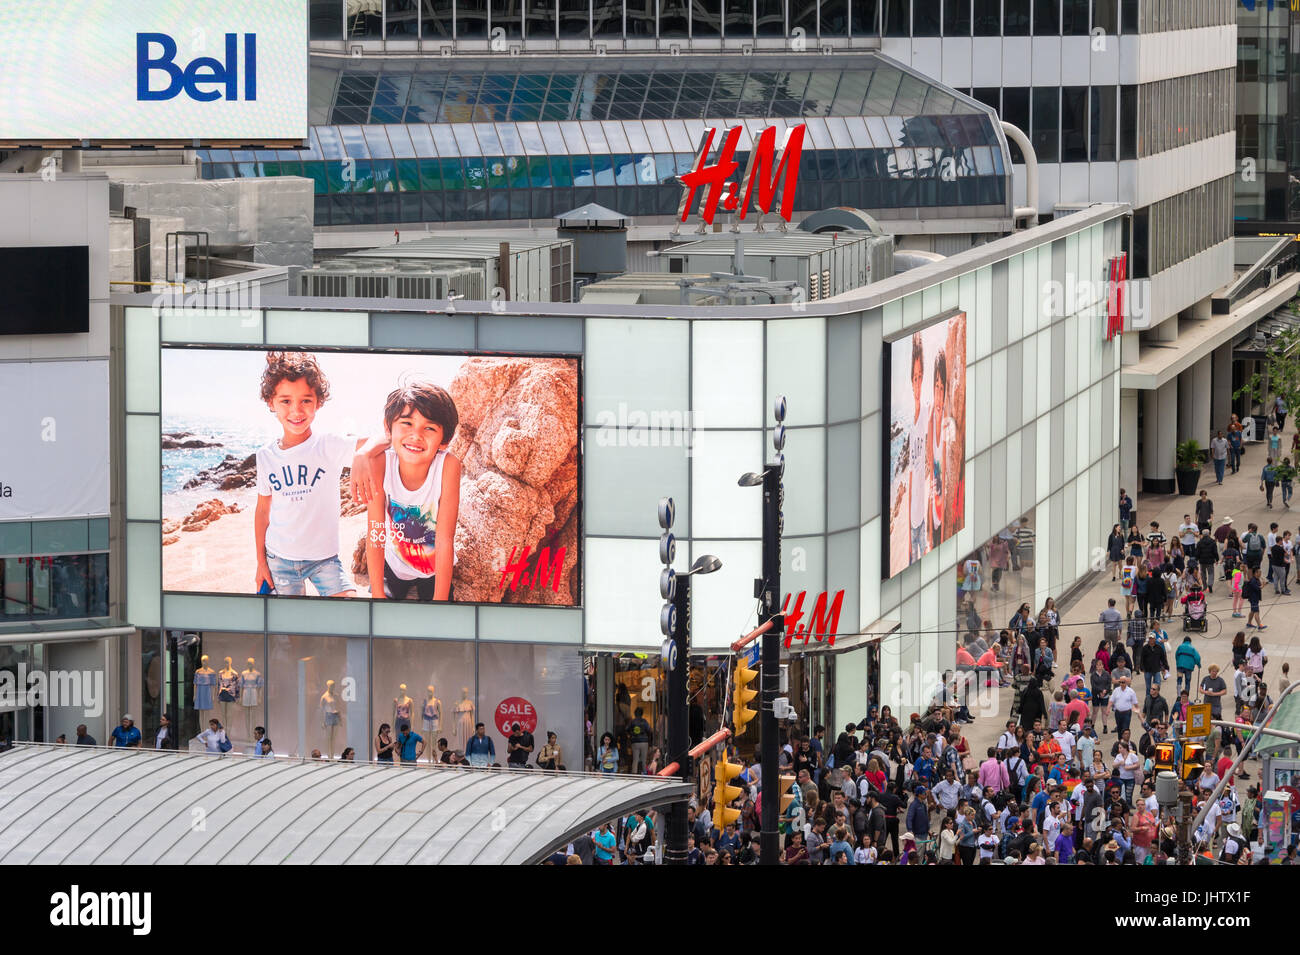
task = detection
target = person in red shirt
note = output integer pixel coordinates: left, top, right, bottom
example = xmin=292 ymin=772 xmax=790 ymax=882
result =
xmin=1037 ymin=733 xmax=1062 ymax=770
xmin=1063 ymin=690 xmax=1090 ymax=730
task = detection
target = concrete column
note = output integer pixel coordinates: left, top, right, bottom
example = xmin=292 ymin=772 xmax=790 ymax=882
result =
xmin=1212 ymin=342 xmax=1234 ymax=434
xmin=1189 ymin=356 xmax=1212 ymax=448
xmin=1142 ymin=379 xmax=1178 ymax=494
xmin=1121 ymin=389 xmax=1140 ymax=497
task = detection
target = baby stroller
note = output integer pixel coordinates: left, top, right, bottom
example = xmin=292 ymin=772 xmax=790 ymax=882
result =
xmin=1181 ymin=589 xmax=1208 ymax=632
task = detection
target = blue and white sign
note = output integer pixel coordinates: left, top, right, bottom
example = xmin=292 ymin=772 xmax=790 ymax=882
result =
xmin=0 ymin=1 xmax=306 ymax=143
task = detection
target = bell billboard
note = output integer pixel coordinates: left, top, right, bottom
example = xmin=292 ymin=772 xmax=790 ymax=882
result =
xmin=0 ymin=0 xmax=307 ymax=146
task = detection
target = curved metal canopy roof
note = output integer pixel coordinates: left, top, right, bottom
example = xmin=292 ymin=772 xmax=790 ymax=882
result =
xmin=0 ymin=744 xmax=690 ymax=865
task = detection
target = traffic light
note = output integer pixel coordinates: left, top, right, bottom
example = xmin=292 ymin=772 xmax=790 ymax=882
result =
xmin=733 ymin=658 xmax=758 ymax=737
xmin=778 ymin=774 xmax=798 ymax=814
xmin=714 ymin=754 xmax=744 ymax=827
xmin=1153 ymin=741 xmax=1176 ymax=775
xmin=1181 ymin=742 xmax=1205 ymax=781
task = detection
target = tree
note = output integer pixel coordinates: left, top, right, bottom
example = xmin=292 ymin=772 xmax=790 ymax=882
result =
xmin=1234 ymin=299 xmax=1300 ymax=417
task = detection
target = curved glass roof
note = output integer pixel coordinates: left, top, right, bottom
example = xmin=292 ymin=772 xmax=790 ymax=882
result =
xmin=0 ymin=744 xmax=692 ymax=865
xmin=309 ymin=53 xmax=991 ymax=126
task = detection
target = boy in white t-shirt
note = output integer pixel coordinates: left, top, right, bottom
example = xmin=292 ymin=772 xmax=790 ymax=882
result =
xmin=253 ymin=352 xmax=385 ymax=597
xmin=365 ymin=380 xmax=463 ymax=601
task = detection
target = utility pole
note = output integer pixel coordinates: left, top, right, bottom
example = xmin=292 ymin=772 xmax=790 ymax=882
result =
xmin=758 ymin=397 xmax=787 ymax=865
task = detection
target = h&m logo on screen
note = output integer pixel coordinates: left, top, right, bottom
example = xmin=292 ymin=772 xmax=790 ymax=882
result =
xmin=136 ymin=33 xmax=257 ymax=102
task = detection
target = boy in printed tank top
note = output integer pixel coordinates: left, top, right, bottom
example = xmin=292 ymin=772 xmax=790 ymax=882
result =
xmin=365 ymin=381 xmax=463 ymax=601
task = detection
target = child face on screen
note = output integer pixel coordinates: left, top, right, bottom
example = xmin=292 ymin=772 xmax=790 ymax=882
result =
xmin=933 ymin=370 xmax=947 ymax=424
xmin=390 ymin=406 xmax=447 ymax=466
xmin=267 ymin=377 xmax=319 ymax=438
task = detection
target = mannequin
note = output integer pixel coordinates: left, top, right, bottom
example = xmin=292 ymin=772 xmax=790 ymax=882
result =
xmin=422 ymin=685 xmax=442 ymax=762
xmin=394 ymin=684 xmax=414 ymax=733
xmin=193 ymin=655 xmax=217 ymax=713
xmin=453 ymin=687 xmax=474 ymax=752
xmin=240 ymin=657 xmax=263 ymax=739
xmin=321 ymin=680 xmax=342 ymax=757
xmin=217 ymin=657 xmax=241 ymax=732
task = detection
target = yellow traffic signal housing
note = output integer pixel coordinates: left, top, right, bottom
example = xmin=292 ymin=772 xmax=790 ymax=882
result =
xmin=733 ymin=659 xmax=758 ymax=737
xmin=779 ymin=774 xmax=799 ymax=814
xmin=1153 ymin=742 xmax=1176 ymax=775
xmin=1181 ymin=742 xmax=1205 ymax=780
xmin=714 ymin=754 xmax=744 ymax=827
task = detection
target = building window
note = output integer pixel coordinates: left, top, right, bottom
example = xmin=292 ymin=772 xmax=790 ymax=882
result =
xmin=0 ymin=554 xmax=108 ymax=621
xmin=660 ymin=0 xmax=689 ymax=35
xmin=973 ymin=0 xmax=1000 ymax=35
xmin=1032 ymin=86 xmax=1059 ymax=162
xmin=457 ymin=0 xmax=489 ymax=36
xmin=882 ymin=0 xmax=909 ymax=36
xmin=1033 ymin=0 xmax=1058 ymax=34
xmin=1120 ymin=0 xmax=1137 ymax=33
xmin=1090 ymin=85 xmax=1116 ymax=162
xmin=1004 ymin=0 xmax=1031 ymax=35
xmin=1119 ymin=84 xmax=1137 ymax=159
xmin=1091 ymin=0 xmax=1117 ymax=34
xmin=944 ymin=0 xmax=971 ymax=35
xmin=724 ymin=0 xmax=753 ymax=36
xmin=490 ymin=0 xmax=523 ymax=36
xmin=421 ymin=0 xmax=454 ymax=39
xmin=911 ymin=0 xmax=939 ymax=35
xmin=756 ymin=0 xmax=785 ymax=33
xmin=385 ymin=0 xmax=418 ymax=36
xmin=1061 ymin=0 xmax=1089 ymax=34
xmin=1002 ymin=87 xmax=1029 ymax=163
xmin=1061 ymin=86 xmax=1087 ymax=162
xmin=692 ymin=0 xmax=722 ymax=36
xmin=822 ymin=0 xmax=849 ymax=35
xmin=311 ymin=0 xmax=343 ymax=39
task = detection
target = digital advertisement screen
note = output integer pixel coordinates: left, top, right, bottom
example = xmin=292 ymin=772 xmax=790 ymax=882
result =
xmin=161 ymin=348 xmax=580 ymax=606
xmin=885 ymin=310 xmax=967 ymax=578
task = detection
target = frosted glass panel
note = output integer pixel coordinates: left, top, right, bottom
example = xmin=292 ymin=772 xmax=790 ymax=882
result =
xmin=860 ymin=518 xmax=881 ymax=628
xmin=267 ymin=597 xmax=369 ymax=634
xmin=766 ymin=317 xmax=826 ymax=427
xmin=584 ymin=427 xmax=690 ymax=536
xmin=127 ymin=522 xmax=161 ymax=627
xmin=827 ymin=421 xmax=859 ymax=532
xmin=1022 ymin=247 xmax=1039 ymax=334
xmin=694 ymin=320 xmax=762 ymax=428
xmin=860 ymin=413 xmax=881 ymax=525
xmin=265 ymin=311 xmax=369 ymax=347
xmin=827 ymin=317 xmax=861 ymax=423
xmin=127 ymin=415 xmax=161 ymax=520
xmin=784 ymin=535 xmax=826 ymax=599
xmin=690 ymin=430 xmax=764 ymax=538
xmin=861 ymin=310 xmax=883 ymax=417
xmin=160 ymin=308 xmax=262 ymax=343
xmin=975 ymin=268 xmax=993 ymax=359
xmin=690 ymin=539 xmax=762 ymax=651
xmin=584 ymin=537 xmax=669 ymax=650
xmin=1007 ymin=255 xmax=1023 ymax=343
xmin=778 ymin=426 xmax=825 ymax=537
xmin=162 ymin=594 xmax=263 ymax=631
xmin=826 ymin=529 xmax=859 ymax=641
xmin=371 ymin=601 xmax=477 ymax=639
xmin=125 ymin=307 xmax=160 ymax=413
xmin=992 ymin=349 xmax=1007 ymax=444
xmin=1005 ymin=430 xmax=1022 ymax=521
xmin=1037 ymin=415 xmax=1050 ymax=502
xmin=479 ymin=607 xmax=582 ymax=643
xmin=1037 ymin=331 xmax=1051 ymax=415
xmin=975 ymin=360 xmax=991 ymax=452
xmin=585 ymin=319 xmax=689 ymax=427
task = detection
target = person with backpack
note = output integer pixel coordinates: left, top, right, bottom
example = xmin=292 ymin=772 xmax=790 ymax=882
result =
xmin=1243 ymin=568 xmax=1266 ymax=631
xmin=1241 ymin=522 xmax=1266 ymax=572
xmin=1175 ymin=636 xmax=1201 ymax=696
xmin=1262 ymin=458 xmax=1279 ymax=509
xmin=1196 ymin=530 xmax=1219 ymax=592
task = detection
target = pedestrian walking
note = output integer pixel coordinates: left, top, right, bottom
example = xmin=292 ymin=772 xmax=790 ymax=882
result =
xmin=1210 ymin=431 xmax=1229 ymax=485
xmin=1276 ymin=395 xmax=1289 ymax=432
xmin=1278 ymin=457 xmax=1296 ymax=509
xmin=1243 ymin=568 xmax=1265 ymax=631
xmin=1118 ymin=489 xmax=1134 ymax=532
xmin=1195 ymin=490 xmax=1214 ymax=532
xmin=1228 ymin=415 xmax=1244 ymax=473
xmin=1107 ymin=524 xmax=1125 ymax=580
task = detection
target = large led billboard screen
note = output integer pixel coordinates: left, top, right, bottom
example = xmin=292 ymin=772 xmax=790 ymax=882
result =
xmin=0 ymin=0 xmax=307 ymax=146
xmin=885 ymin=311 xmax=968 ymax=578
xmin=161 ymin=348 xmax=580 ymax=606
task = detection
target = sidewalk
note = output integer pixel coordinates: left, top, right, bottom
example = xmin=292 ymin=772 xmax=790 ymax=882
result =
xmin=959 ymin=419 xmax=1300 ymax=787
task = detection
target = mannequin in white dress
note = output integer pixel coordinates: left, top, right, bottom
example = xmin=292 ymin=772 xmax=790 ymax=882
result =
xmin=321 ymin=680 xmax=342 ymax=757
xmin=422 ymin=685 xmax=442 ymax=762
xmin=240 ymin=657 xmax=263 ymax=740
xmin=394 ymin=684 xmax=414 ymax=732
xmin=453 ymin=687 xmax=474 ymax=752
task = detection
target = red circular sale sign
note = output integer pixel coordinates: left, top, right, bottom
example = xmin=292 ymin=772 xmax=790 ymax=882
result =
xmin=495 ymin=697 xmax=538 ymax=736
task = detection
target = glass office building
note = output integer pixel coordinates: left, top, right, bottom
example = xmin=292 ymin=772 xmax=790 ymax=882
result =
xmin=196 ymin=57 xmax=1012 ymax=228
xmin=1235 ymin=0 xmax=1300 ymax=230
